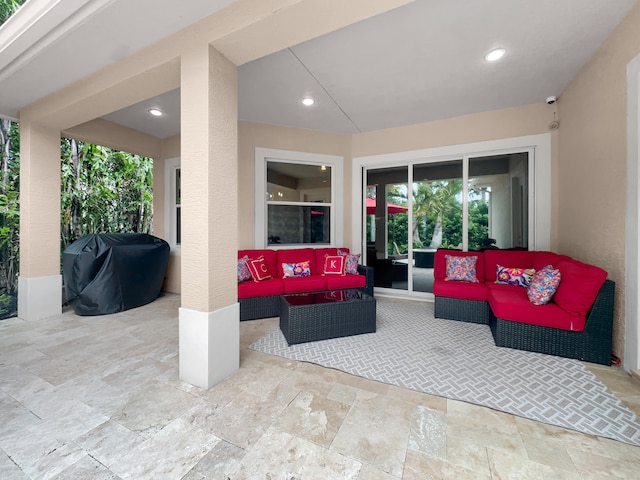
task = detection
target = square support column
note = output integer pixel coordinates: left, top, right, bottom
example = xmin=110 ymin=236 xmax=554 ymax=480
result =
xmin=18 ymin=121 xmax=62 ymax=321
xmin=179 ymin=44 xmax=239 ymax=389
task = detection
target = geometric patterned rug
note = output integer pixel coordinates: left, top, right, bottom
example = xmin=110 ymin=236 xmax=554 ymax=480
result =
xmin=249 ymin=299 xmax=640 ymax=446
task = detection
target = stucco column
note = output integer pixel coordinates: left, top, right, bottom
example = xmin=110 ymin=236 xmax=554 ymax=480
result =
xmin=18 ymin=120 xmax=62 ymax=321
xmin=179 ymin=44 xmax=239 ymax=389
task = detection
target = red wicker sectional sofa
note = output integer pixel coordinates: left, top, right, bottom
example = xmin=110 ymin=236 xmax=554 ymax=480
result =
xmin=433 ymin=249 xmax=615 ymax=365
xmin=238 ymin=247 xmax=373 ymax=321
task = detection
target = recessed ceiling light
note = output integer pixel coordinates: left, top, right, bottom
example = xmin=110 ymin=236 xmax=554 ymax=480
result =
xmin=148 ymin=108 xmax=164 ymax=117
xmin=301 ymin=97 xmax=315 ymax=106
xmin=484 ymin=48 xmax=506 ymax=62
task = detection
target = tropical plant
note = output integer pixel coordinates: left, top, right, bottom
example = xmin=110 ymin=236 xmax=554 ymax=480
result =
xmin=0 ymin=0 xmax=25 ymax=25
xmin=60 ymin=139 xmax=154 ymax=250
xmin=0 ymin=123 xmax=154 ymax=320
xmin=0 ymin=119 xmax=20 ymax=319
xmin=380 ymin=179 xmax=489 ymax=253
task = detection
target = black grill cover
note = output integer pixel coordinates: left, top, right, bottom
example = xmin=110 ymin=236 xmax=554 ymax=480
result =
xmin=62 ymin=233 xmax=170 ymax=316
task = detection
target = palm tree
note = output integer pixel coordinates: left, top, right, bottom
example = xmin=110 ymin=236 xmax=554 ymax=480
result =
xmin=412 ymin=180 xmax=462 ymax=248
xmin=428 ymin=181 xmax=461 ymax=248
xmin=411 ymin=183 xmax=432 ymax=247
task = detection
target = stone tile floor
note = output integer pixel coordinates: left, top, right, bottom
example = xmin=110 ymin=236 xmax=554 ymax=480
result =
xmin=1 ymin=293 xmax=640 ymax=479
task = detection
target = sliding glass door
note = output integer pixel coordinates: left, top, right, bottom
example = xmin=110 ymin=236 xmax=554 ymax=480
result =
xmin=468 ymin=153 xmax=529 ymax=250
xmin=363 ymin=151 xmax=531 ymax=297
xmin=366 ymin=166 xmax=409 ymax=291
xmin=412 ymin=160 xmax=463 ymax=293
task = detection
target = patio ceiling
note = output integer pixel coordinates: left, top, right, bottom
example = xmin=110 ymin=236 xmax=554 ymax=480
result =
xmin=0 ymin=0 xmax=637 ymax=137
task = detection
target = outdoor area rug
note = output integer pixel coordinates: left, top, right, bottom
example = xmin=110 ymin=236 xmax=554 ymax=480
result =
xmin=249 ymin=299 xmax=640 ymax=446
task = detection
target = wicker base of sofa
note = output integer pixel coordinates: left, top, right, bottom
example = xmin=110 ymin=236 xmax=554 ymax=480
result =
xmin=434 ymin=296 xmax=490 ymax=324
xmin=488 ymin=280 xmax=615 ymax=366
xmin=239 ymin=295 xmax=280 ymax=321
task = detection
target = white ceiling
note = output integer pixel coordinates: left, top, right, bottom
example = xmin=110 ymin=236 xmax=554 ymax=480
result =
xmin=1 ymin=0 xmax=638 ymax=138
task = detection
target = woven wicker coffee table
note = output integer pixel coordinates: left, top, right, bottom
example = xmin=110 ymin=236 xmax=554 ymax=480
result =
xmin=279 ymin=289 xmax=376 ymax=345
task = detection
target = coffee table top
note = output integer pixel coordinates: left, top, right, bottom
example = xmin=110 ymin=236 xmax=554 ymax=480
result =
xmin=282 ymin=289 xmax=370 ymax=306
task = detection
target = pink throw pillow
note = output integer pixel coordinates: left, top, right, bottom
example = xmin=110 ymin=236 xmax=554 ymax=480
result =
xmin=338 ymin=251 xmax=361 ymax=274
xmin=323 ymin=255 xmax=346 ymax=275
xmin=247 ymin=256 xmax=272 ymax=282
xmin=237 ymin=255 xmax=251 ymax=283
xmin=527 ymin=265 xmax=561 ymax=305
xmin=445 ymin=255 xmax=479 ymax=283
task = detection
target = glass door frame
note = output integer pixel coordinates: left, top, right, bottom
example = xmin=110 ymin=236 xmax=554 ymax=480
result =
xmin=353 ymin=134 xmax=551 ymax=299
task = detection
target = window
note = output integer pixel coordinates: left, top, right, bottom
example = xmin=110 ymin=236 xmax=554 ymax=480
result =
xmin=255 ymin=148 xmax=344 ymax=248
xmin=352 ymin=134 xmax=551 ymax=298
xmin=164 ymin=157 xmax=181 ymax=252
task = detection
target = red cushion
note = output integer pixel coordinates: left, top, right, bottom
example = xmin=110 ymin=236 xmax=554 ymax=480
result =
xmin=313 ymin=248 xmax=341 ymax=275
xmin=247 ymin=257 xmax=272 ymax=281
xmin=325 ymin=273 xmax=366 ymax=291
xmin=487 ymin=282 xmax=528 ymax=293
xmin=488 ymin=287 xmax=585 ymax=331
xmin=483 ymin=250 xmax=535 ymax=282
xmin=283 ymin=276 xmax=327 ymax=294
xmin=323 ymin=255 xmax=345 ymax=275
xmin=531 ymin=251 xmax=571 ymax=270
xmin=238 ymin=278 xmax=284 ymax=299
xmin=434 ymin=249 xmax=485 ymax=282
xmin=433 ymin=279 xmax=488 ymax=301
xmin=238 ymin=249 xmax=277 ymax=277
xmin=553 ymin=259 xmax=607 ymax=317
xmin=276 ymin=249 xmax=316 ymax=278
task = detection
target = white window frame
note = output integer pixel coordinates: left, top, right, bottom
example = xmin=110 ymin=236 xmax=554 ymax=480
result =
xmin=625 ymin=53 xmax=640 ymax=372
xmin=164 ymin=156 xmax=181 ymax=254
xmin=255 ymin=147 xmax=344 ymax=248
xmin=352 ymin=134 xmax=551 ymax=256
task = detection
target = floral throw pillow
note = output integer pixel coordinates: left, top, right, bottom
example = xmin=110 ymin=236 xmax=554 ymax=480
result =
xmin=237 ymin=255 xmax=251 ymax=283
xmin=445 ymin=255 xmax=479 ymax=283
xmin=339 ymin=253 xmax=361 ymax=274
xmin=527 ymin=265 xmax=561 ymax=305
xmin=495 ymin=264 xmax=535 ymax=288
xmin=282 ymin=261 xmax=311 ymax=278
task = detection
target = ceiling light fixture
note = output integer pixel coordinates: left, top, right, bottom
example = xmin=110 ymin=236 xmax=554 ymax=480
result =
xmin=148 ymin=108 xmax=164 ymax=117
xmin=484 ymin=48 xmax=506 ymax=62
xmin=301 ymin=97 xmax=315 ymax=106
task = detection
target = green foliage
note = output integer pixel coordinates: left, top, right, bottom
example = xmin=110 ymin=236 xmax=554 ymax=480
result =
xmin=60 ymin=139 xmax=154 ymax=250
xmin=383 ymin=180 xmax=489 ymax=253
xmin=0 ymin=119 xmax=20 ymax=319
xmin=0 ymin=121 xmax=154 ymax=320
xmin=0 ymin=0 xmax=25 ymax=25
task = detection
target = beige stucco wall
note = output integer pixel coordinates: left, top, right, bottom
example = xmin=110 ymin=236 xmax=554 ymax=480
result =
xmin=64 ymin=119 xmax=162 ymax=159
xmin=353 ymin=103 xmax=559 ymax=248
xmin=238 ymin=122 xmax=353 ymax=249
xmin=556 ymin=2 xmax=640 ymax=359
xmin=19 ymin=121 xmax=62 ymax=278
xmin=352 ymin=103 xmax=553 ymax=158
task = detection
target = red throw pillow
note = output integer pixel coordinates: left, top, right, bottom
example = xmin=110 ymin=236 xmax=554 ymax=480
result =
xmin=323 ymin=255 xmax=345 ymax=275
xmin=247 ymin=256 xmax=272 ymax=282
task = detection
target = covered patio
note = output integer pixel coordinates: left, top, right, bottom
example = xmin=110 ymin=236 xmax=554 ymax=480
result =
xmin=5 ymin=0 xmax=417 ymax=389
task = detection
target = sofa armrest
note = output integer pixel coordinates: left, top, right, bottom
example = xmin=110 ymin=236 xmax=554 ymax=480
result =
xmin=358 ymin=265 xmax=374 ymax=297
